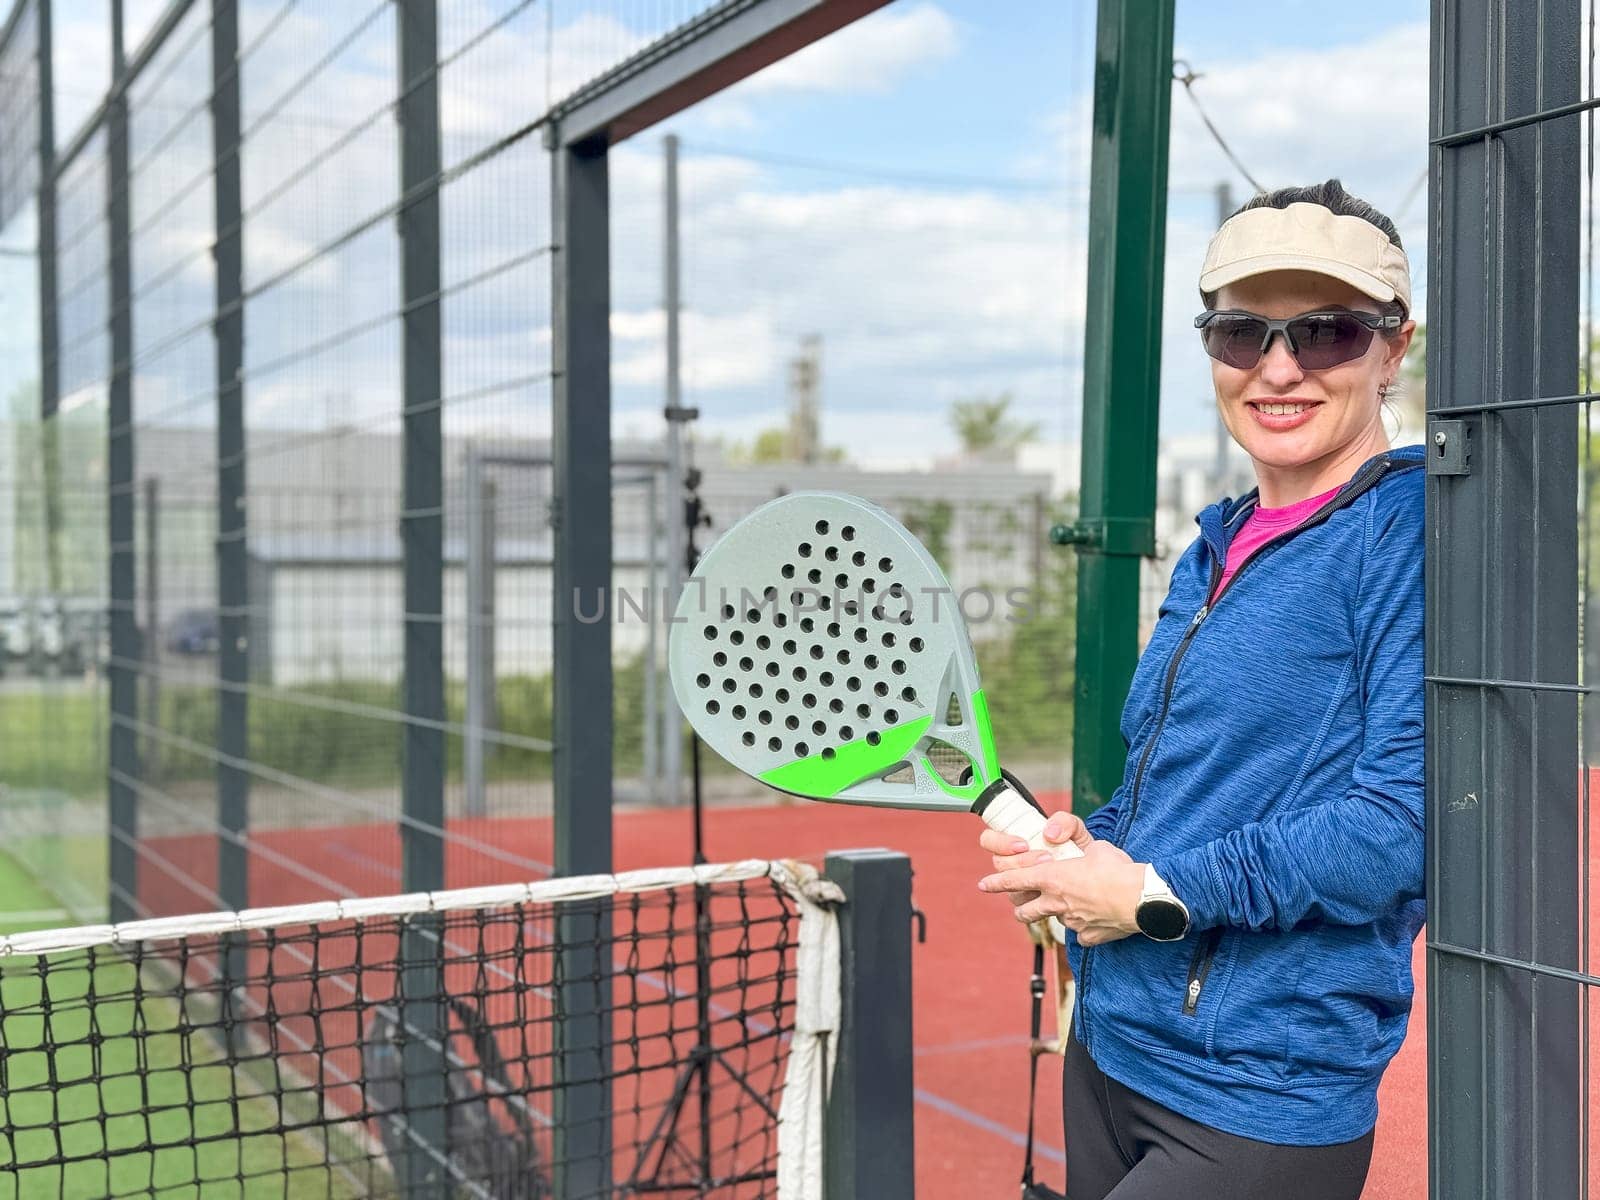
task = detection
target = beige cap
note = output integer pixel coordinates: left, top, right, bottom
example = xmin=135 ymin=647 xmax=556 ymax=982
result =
xmin=1199 ymin=202 xmax=1412 ymax=312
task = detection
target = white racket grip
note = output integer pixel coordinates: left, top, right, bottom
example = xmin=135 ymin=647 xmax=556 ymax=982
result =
xmin=977 ymin=786 xmax=1084 ymax=861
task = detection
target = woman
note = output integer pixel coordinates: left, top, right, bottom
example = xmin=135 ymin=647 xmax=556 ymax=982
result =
xmin=979 ymin=179 xmax=1423 ymax=1199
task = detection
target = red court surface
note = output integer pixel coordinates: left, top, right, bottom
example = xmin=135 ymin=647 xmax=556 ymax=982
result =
xmin=143 ymin=798 xmax=1429 ymax=1199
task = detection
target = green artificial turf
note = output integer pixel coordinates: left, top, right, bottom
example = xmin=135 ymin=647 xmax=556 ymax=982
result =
xmin=0 ymin=903 xmax=383 ymax=1197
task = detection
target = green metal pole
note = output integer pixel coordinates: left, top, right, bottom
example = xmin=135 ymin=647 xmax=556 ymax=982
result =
xmin=1061 ymin=0 xmax=1175 ymax=817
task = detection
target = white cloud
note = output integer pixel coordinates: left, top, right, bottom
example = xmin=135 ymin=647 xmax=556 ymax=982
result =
xmin=613 ymin=307 xmax=778 ymax=390
xmin=691 ymin=3 xmax=960 ymax=132
xmin=605 ymin=140 xmax=1086 ymax=462
xmin=1041 ymin=21 xmax=1432 ymax=437
xmin=89 ymin=7 xmax=1436 ymax=474
xmin=49 ymin=1 xmax=113 ymax=147
xmin=737 ymin=3 xmax=958 ymax=97
xmin=1163 ymin=24 xmax=1429 ymax=202
xmin=1043 ymin=23 xmax=1429 ymax=211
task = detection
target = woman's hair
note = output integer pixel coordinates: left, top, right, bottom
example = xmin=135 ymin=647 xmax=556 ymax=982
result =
xmin=1220 ymin=179 xmax=1409 ymax=323
xmin=1234 ymin=178 xmax=1403 ymax=250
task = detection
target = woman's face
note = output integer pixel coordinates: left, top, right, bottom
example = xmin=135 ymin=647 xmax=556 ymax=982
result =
xmin=1210 ymin=269 xmax=1414 ymax=475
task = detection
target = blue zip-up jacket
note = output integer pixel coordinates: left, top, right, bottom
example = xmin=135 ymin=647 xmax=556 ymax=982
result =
xmin=1068 ymin=444 xmax=1425 ymax=1146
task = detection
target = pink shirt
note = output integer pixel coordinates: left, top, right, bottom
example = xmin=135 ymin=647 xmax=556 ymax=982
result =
xmin=1211 ymin=485 xmax=1343 ymax=601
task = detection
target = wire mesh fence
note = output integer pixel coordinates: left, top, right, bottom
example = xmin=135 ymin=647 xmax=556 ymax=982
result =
xmin=1 ymin=1 xmax=775 ymax=922
xmin=0 ymin=0 xmax=1121 ymax=927
xmin=1427 ymin=0 xmax=1600 ymax=1194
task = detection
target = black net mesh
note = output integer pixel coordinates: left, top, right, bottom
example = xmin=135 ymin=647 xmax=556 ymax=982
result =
xmin=0 ymin=867 xmax=807 ymax=1198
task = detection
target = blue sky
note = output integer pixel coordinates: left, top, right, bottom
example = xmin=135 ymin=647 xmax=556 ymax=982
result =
xmin=599 ymin=1 xmax=1431 ymax=464
xmin=663 ymin=1 xmax=1427 ymax=186
xmin=0 ymin=1 xmax=1437 ymax=473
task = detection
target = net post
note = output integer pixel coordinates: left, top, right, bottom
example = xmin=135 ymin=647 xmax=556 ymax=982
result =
xmin=823 ymin=849 xmax=914 ymax=1200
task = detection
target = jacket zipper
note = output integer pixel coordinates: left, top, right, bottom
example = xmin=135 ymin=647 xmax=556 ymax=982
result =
xmin=1076 ymin=453 xmax=1414 ymax=1048
xmin=1183 ymin=928 xmax=1224 ymax=1015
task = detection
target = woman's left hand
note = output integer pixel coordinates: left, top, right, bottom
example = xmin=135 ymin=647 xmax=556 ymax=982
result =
xmin=978 ymin=840 xmax=1146 ymax=946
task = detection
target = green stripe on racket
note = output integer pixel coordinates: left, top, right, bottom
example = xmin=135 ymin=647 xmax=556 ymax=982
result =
xmin=667 ymin=491 xmax=1082 ymax=862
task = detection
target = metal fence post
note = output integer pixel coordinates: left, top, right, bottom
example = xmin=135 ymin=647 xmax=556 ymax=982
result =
xmin=211 ymin=0 xmax=247 ymax=916
xmin=209 ymin=0 xmax=250 ymax=1049
xmin=662 ymin=131 xmax=685 ymax=809
xmin=142 ymin=475 xmax=158 ymax=775
xmin=823 ymin=849 xmax=914 ymax=1200
xmin=1428 ymin=0 xmax=1583 ymax=1195
xmin=36 ymin=0 xmax=57 ymax=425
xmin=1067 ymin=0 xmax=1173 ymax=816
xmin=643 ymin=470 xmax=659 ymax=804
xmin=106 ymin=0 xmax=140 ymax=923
xmin=397 ymin=0 xmax=448 ymax=1192
xmin=464 ymin=449 xmax=496 ymax=818
xmin=397 ymin=0 xmax=445 ymax=896
xmin=550 ymin=129 xmax=613 ymax=1198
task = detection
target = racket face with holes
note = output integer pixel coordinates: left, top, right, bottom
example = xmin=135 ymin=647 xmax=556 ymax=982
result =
xmin=668 ymin=492 xmax=1003 ymax=812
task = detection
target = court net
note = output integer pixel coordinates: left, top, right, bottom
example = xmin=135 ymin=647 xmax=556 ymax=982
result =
xmin=0 ymin=860 xmax=842 ymax=1199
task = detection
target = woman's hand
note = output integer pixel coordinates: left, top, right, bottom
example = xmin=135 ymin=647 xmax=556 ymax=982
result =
xmin=978 ymin=835 xmax=1146 ymax=946
xmin=977 ymin=812 xmax=1095 ymax=907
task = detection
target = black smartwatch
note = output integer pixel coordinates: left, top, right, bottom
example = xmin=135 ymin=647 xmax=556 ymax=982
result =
xmin=1134 ymin=864 xmax=1191 ymax=942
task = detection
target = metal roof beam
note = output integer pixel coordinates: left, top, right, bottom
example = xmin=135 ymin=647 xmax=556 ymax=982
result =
xmin=551 ymin=0 xmax=889 ymax=149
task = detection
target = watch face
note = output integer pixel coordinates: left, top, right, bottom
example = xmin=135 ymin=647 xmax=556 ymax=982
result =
xmin=1137 ymin=898 xmax=1188 ymax=941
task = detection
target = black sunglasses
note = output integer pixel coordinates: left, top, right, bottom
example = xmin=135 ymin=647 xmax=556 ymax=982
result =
xmin=1194 ymin=309 xmax=1401 ymax=371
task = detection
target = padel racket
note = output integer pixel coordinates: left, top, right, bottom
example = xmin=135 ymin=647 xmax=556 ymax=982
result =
xmin=667 ymin=491 xmax=1081 ymax=862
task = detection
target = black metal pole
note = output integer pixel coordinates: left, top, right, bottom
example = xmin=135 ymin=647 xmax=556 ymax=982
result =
xmin=687 ymin=467 xmax=712 ymax=1178
xmin=142 ymin=475 xmax=158 ymax=776
xmin=824 ymin=850 xmax=914 ymax=1200
xmin=210 ymin=0 xmax=250 ymax=1056
xmin=36 ymin=0 xmax=57 ymax=426
xmin=684 ymin=465 xmax=709 ymax=865
xmin=396 ymin=0 xmax=448 ymax=1192
xmin=210 ymin=0 xmax=247 ymax=916
xmin=550 ymin=128 xmax=613 ymax=1199
xmin=1428 ymin=0 xmax=1583 ymax=1194
xmin=106 ymin=0 xmax=140 ymax=923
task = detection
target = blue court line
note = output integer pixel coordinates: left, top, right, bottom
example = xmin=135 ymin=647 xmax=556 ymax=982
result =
xmin=914 ymin=1088 xmax=1066 ymax=1166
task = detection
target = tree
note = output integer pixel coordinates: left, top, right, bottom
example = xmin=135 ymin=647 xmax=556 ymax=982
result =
xmin=727 ymin=426 xmax=847 ymax=465
xmin=745 ymin=428 xmax=789 ymax=464
xmin=949 ymin=393 xmax=1039 ymax=457
xmin=900 ymin=499 xmax=954 ymax=569
xmin=978 ymin=496 xmax=1078 ymax=759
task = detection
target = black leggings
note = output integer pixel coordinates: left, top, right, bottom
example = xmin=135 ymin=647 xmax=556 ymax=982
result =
xmin=1062 ymin=1033 xmax=1374 ymax=1200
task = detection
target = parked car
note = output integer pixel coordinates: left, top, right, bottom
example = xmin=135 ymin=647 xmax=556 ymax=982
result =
xmin=167 ymin=608 xmax=220 ymax=655
xmin=34 ymin=597 xmax=63 ymax=668
xmin=0 ymin=598 xmax=28 ymax=675
xmin=59 ymin=599 xmax=106 ymax=675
